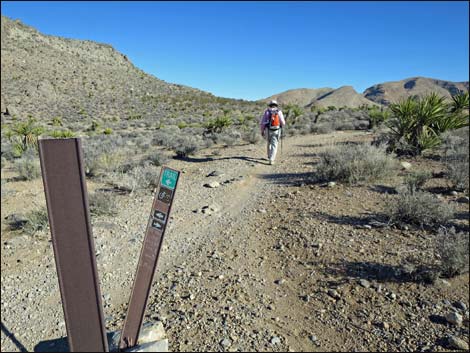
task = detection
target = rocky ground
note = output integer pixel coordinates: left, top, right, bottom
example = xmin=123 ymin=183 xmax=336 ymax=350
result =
xmin=1 ymin=130 xmax=469 ymax=352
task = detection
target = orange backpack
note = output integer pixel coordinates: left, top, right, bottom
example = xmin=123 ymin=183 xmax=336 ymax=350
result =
xmin=269 ymin=109 xmax=280 ymax=129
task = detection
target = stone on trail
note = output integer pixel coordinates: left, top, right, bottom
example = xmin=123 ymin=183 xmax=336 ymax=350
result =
xmin=445 ymin=311 xmax=463 ymax=326
xmin=447 ymin=336 xmax=469 ymax=351
xmin=400 ymin=161 xmax=412 ymax=170
xmin=204 ymin=181 xmax=220 ymax=188
xmin=108 ymin=321 xmax=168 ymax=352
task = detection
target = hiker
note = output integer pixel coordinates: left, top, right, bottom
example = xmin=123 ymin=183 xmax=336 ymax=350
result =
xmin=260 ymin=100 xmax=286 ymax=165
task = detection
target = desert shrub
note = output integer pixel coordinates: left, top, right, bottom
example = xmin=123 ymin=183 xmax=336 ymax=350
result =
xmin=367 ymin=107 xmax=391 ymax=128
xmin=14 ymin=154 xmax=41 ymax=180
xmin=110 ymin=164 xmax=161 ymax=193
xmin=51 ymin=117 xmax=63 ymax=126
xmin=436 ymin=227 xmax=469 ymax=277
xmin=243 ymin=126 xmax=262 ymax=144
xmin=215 ymin=130 xmax=242 ymax=147
xmin=49 ymin=130 xmax=76 ymax=138
xmin=9 ymin=118 xmax=44 ymax=156
xmin=312 ymin=122 xmax=334 ymax=134
xmin=83 ymin=136 xmax=129 ymax=177
xmin=442 ymin=128 xmax=469 ymax=192
xmin=385 ymin=92 xmax=469 ymax=155
xmin=284 ymin=104 xmax=304 ymax=125
xmin=140 ymin=151 xmax=169 ymax=167
xmin=334 ymin=120 xmax=355 ymax=131
xmin=314 ymin=143 xmax=397 ymax=185
xmin=386 ymin=189 xmax=454 ymax=229
xmin=204 ymin=115 xmax=233 ymax=134
xmin=89 ymin=191 xmax=117 ymax=216
xmin=8 ymin=207 xmax=49 ymax=236
xmin=170 ymin=135 xmax=203 ymax=158
xmin=103 ymin=128 xmax=113 ymax=135
xmin=403 ymin=170 xmax=433 ymax=192
xmin=87 ymin=120 xmax=101 ymax=132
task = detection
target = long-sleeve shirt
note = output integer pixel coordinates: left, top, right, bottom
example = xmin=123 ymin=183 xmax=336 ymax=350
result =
xmin=260 ymin=108 xmax=286 ymax=135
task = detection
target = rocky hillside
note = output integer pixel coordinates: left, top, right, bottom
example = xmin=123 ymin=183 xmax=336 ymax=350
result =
xmin=263 ymin=88 xmax=334 ymax=107
xmin=363 ymin=77 xmax=469 ymax=106
xmin=0 ymin=16 xmax=261 ymax=125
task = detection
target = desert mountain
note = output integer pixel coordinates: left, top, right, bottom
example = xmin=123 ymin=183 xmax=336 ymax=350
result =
xmin=363 ymin=77 xmax=469 ymax=105
xmin=307 ymin=86 xmax=380 ymax=109
xmin=264 ymin=78 xmax=469 ymax=108
xmin=0 ymin=16 xmax=260 ymax=124
xmin=263 ymin=88 xmax=334 ymax=107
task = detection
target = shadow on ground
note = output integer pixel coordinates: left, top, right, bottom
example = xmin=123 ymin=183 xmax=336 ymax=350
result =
xmin=175 ymin=155 xmax=270 ymax=165
xmin=1 ymin=321 xmax=28 ymax=352
xmin=34 ymin=332 xmax=118 ymax=352
xmin=322 ymin=260 xmax=439 ymax=284
xmin=258 ymin=171 xmax=316 ymax=186
xmin=311 ymin=210 xmax=389 ymax=227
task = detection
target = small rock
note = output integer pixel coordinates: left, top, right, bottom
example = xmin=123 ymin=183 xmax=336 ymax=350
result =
xmin=448 ymin=336 xmax=469 ymax=350
xmin=327 ymin=181 xmax=336 ymax=188
xmin=457 ymin=196 xmax=469 ymax=203
xmin=450 ymin=190 xmax=459 ymax=196
xmin=453 ymin=301 xmax=467 ymax=311
xmin=220 ymin=338 xmax=232 ymax=348
xmin=275 ymin=279 xmax=286 ymax=285
xmin=381 ymin=322 xmax=390 ymax=330
xmin=309 ymin=335 xmax=318 ymax=343
xmin=270 ymin=336 xmax=281 ymax=345
xmin=327 ymin=289 xmax=341 ymax=300
xmin=258 ymin=209 xmax=267 ymax=214
xmin=311 ymin=242 xmax=323 ymax=249
xmin=445 ymin=312 xmax=463 ymax=326
xmin=207 ymin=171 xmax=224 ymax=177
xmin=204 ymin=181 xmax=220 ymax=188
xmin=400 ymin=161 xmax=412 ymax=170
xmin=363 ymin=225 xmax=372 ymax=230
xmin=359 ymin=279 xmax=371 ymax=288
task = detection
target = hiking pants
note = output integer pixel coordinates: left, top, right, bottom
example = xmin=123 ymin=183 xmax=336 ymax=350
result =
xmin=267 ymin=128 xmax=281 ymax=162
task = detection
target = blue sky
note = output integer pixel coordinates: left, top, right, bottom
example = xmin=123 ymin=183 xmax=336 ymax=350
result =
xmin=1 ymin=1 xmax=469 ymax=100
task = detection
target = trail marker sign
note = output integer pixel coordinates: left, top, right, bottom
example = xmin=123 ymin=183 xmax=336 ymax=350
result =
xmin=119 ymin=166 xmax=180 ymax=350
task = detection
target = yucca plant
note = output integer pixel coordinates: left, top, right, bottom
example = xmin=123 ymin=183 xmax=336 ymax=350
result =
xmin=50 ymin=130 xmax=76 ymax=138
xmin=284 ymin=104 xmax=304 ymax=125
xmin=387 ymin=92 xmax=469 ymax=155
xmin=11 ymin=118 xmax=44 ymax=155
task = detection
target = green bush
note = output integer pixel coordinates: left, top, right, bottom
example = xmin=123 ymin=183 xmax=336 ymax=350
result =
xmin=49 ymin=130 xmax=76 ymax=138
xmin=314 ymin=143 xmax=397 ymax=185
xmin=10 ymin=118 xmax=44 ymax=155
xmin=204 ymin=115 xmax=233 ymax=134
xmin=368 ymin=108 xmax=391 ymax=128
xmin=51 ymin=117 xmax=63 ymax=126
xmin=386 ymin=92 xmax=469 ymax=155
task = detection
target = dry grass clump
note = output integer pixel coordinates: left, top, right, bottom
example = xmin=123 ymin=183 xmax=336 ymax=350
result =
xmin=386 ymin=189 xmax=454 ymax=229
xmin=315 ymin=143 xmax=398 ymax=185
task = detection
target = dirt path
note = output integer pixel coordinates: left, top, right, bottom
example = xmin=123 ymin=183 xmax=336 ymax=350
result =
xmin=1 ymin=131 xmax=468 ymax=352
